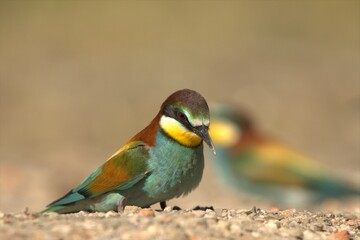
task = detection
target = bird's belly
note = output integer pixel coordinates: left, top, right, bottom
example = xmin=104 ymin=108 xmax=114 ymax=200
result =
xmin=142 ymin=148 xmax=205 ymax=204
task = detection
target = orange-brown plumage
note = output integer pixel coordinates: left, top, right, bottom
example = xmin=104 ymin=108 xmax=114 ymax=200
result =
xmin=130 ymin=113 xmax=161 ymax=147
xmin=87 ymin=159 xmax=131 ymax=193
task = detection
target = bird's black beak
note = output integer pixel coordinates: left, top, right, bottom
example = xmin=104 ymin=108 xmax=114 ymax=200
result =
xmin=194 ymin=125 xmax=216 ymax=155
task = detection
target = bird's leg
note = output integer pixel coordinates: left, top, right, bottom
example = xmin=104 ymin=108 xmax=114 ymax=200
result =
xmin=117 ymin=197 xmax=126 ymax=213
xmin=160 ymin=201 xmax=167 ymax=210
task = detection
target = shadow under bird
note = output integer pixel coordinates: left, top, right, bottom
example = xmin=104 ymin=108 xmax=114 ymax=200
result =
xmin=42 ymin=89 xmax=215 ymax=214
xmin=209 ymin=103 xmax=359 ymax=208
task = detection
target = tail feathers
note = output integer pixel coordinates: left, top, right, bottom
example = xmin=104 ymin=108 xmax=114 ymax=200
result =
xmin=287 ymin=165 xmax=359 ymax=199
xmin=40 ymin=203 xmax=92 ymax=214
xmin=40 ymin=192 xmax=124 ymax=214
xmin=40 ymin=189 xmax=88 ymax=214
xmin=40 ymin=205 xmax=67 ymax=214
xmin=47 ymin=189 xmax=87 ymax=207
xmin=310 ymin=178 xmax=360 ymax=199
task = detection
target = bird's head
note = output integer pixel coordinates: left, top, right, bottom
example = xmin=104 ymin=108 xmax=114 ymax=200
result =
xmin=159 ymin=89 xmax=216 ymax=154
xmin=209 ymin=103 xmax=254 ymax=148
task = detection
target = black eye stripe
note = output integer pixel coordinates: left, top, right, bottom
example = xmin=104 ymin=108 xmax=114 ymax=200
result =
xmin=174 ymin=109 xmax=187 ymax=120
xmin=163 ymin=106 xmax=197 ymax=130
xmin=195 ymin=125 xmax=208 ymax=131
xmin=176 ymin=111 xmax=187 ymax=120
xmin=173 ymin=109 xmax=197 ymax=130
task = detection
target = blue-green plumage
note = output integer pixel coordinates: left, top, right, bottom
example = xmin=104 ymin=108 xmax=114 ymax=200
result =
xmin=144 ymin=129 xmax=204 ymax=200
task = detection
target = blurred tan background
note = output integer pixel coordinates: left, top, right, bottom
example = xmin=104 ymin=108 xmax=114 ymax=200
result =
xmin=0 ymin=1 xmax=359 ymax=213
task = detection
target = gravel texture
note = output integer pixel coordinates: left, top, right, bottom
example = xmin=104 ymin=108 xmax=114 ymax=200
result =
xmin=0 ymin=2 xmax=359 ymax=240
xmin=1 ymin=206 xmax=359 ymax=240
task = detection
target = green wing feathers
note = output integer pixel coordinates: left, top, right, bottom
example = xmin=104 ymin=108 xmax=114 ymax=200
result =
xmin=42 ymin=141 xmax=149 ymax=213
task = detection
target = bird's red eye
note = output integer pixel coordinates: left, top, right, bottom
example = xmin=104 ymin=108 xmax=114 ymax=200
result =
xmin=177 ymin=111 xmax=186 ymax=120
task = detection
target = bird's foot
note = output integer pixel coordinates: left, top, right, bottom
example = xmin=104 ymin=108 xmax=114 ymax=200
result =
xmin=160 ymin=205 xmax=182 ymax=211
xmin=192 ymin=206 xmax=214 ymax=211
xmin=158 ymin=201 xmax=182 ymax=211
xmin=172 ymin=205 xmax=182 ymax=211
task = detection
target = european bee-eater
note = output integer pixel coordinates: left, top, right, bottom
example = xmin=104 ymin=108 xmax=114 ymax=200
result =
xmin=209 ymin=103 xmax=359 ymax=207
xmin=42 ymin=89 xmax=215 ymax=213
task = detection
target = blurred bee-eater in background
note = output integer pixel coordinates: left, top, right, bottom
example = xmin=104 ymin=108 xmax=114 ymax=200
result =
xmin=209 ymin=103 xmax=359 ymax=208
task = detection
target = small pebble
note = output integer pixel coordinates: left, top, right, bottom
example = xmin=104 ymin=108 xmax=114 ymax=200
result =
xmin=205 ymin=208 xmax=214 ymax=213
xmin=105 ymin=211 xmax=118 ymax=218
xmin=216 ymin=220 xmax=230 ymax=231
xmin=163 ymin=206 xmax=173 ymax=212
xmin=192 ymin=210 xmax=206 ymax=217
xmin=123 ymin=206 xmax=141 ymax=215
xmin=303 ymin=230 xmax=321 ymax=240
xmin=346 ymin=220 xmax=357 ymax=226
xmin=266 ymin=220 xmax=280 ymax=230
xmin=310 ymin=222 xmax=324 ymax=231
xmin=138 ymin=208 xmax=155 ymax=217
xmin=204 ymin=211 xmax=216 ymax=219
xmin=333 ymin=230 xmax=350 ymax=240
xmin=270 ymin=207 xmax=281 ymax=212
xmin=230 ymin=222 xmax=241 ymax=233
xmin=51 ymin=224 xmax=72 ymax=234
xmin=289 ymin=220 xmax=300 ymax=228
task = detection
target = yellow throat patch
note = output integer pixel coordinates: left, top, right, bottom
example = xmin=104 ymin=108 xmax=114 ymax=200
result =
xmin=159 ymin=115 xmax=202 ymax=147
xmin=209 ymin=120 xmax=240 ymax=147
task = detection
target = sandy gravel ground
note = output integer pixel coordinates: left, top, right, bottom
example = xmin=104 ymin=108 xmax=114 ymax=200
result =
xmin=0 ymin=2 xmax=359 ymax=240
xmin=1 ymin=206 xmax=359 ymax=240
